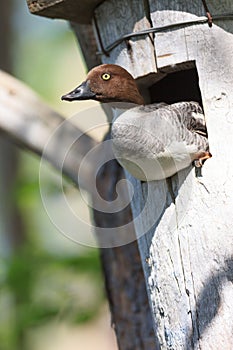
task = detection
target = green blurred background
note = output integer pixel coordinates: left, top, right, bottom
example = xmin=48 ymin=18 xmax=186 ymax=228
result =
xmin=0 ymin=1 xmax=116 ymax=349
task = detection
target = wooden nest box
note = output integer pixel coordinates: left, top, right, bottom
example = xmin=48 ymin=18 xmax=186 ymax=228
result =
xmin=27 ymin=0 xmax=233 ymax=349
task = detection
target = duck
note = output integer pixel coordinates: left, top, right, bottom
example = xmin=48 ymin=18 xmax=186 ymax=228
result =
xmin=61 ymin=64 xmax=211 ymax=181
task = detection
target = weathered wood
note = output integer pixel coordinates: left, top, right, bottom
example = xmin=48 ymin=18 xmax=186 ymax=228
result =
xmin=94 ymin=0 xmax=157 ymax=79
xmin=71 ymin=23 xmax=102 ymax=69
xmin=207 ymin=0 xmax=233 ymax=33
xmin=0 ymin=70 xmax=97 ymax=192
xmin=93 ymin=151 xmax=156 ymax=350
xmin=26 ymin=0 xmax=103 ymax=24
xmin=130 ymin=2 xmax=233 ymax=349
xmin=149 ymin=0 xmax=233 ymax=69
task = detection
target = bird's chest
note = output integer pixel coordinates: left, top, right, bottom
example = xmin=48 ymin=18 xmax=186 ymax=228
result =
xmin=114 ymin=148 xmax=194 ymax=181
xmin=111 ymin=110 xmax=198 ymax=181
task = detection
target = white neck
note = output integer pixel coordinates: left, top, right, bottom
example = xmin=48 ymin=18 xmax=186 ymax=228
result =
xmin=112 ymin=108 xmax=126 ymax=123
xmin=109 ymin=102 xmax=139 ymax=122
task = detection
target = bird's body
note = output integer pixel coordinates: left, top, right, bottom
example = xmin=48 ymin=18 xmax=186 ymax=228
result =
xmin=62 ymin=64 xmax=211 ymax=181
xmin=111 ymin=102 xmax=209 ymax=180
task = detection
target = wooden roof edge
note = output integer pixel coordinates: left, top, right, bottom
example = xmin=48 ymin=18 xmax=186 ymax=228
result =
xmin=26 ymin=0 xmax=104 ymax=24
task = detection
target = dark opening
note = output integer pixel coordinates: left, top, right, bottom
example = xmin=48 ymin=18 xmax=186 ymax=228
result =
xmin=149 ymin=67 xmax=203 ymax=108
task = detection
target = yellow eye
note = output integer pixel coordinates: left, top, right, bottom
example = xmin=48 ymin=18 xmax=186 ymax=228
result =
xmin=101 ymin=73 xmax=111 ymax=81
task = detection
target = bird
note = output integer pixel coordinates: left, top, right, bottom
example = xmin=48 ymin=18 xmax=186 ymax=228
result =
xmin=62 ymin=64 xmax=211 ymax=181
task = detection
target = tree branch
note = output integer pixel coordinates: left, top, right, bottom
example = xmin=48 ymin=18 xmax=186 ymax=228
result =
xmin=0 ymin=70 xmax=98 ymax=192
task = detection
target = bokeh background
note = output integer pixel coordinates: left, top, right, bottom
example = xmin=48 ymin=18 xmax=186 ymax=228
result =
xmin=0 ymin=1 xmax=117 ymax=349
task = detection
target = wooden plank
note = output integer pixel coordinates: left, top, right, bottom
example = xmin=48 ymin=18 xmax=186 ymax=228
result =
xmin=149 ymin=0 xmax=205 ymax=15
xmin=94 ymin=0 xmax=157 ymax=79
xmin=132 ymin=2 xmax=233 ymax=348
xmin=71 ymin=23 xmax=102 ymax=69
xmin=93 ymin=151 xmax=157 ymax=349
xmin=149 ymin=0 xmax=233 ymax=69
xmin=26 ymin=0 xmax=104 ymax=24
xmin=207 ymin=0 xmax=233 ymax=34
xmin=149 ymin=0 xmax=205 ymax=69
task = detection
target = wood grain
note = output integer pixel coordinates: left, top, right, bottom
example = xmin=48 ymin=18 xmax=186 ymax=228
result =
xmin=94 ymin=0 xmax=157 ymax=79
xmin=26 ymin=0 xmax=104 ymax=24
xmin=133 ymin=2 xmax=233 ymax=348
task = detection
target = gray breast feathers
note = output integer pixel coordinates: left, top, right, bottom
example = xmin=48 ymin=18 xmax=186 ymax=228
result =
xmin=111 ymin=102 xmax=210 ymax=180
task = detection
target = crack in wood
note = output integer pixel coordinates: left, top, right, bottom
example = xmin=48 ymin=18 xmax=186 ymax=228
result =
xmin=187 ymin=234 xmax=201 ymax=349
xmin=168 ymin=249 xmax=182 ymax=294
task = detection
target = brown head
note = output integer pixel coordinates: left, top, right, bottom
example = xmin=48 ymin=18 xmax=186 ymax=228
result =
xmin=61 ymin=64 xmax=144 ymax=105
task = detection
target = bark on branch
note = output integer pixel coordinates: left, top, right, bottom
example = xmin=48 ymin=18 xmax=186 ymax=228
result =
xmin=0 ymin=69 xmax=97 ymax=192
